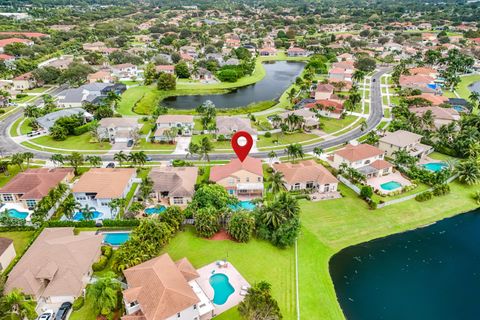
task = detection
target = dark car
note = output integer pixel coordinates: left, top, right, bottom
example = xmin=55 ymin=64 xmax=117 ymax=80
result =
xmin=372 ymin=78 xmax=376 ymax=82
xmin=106 ymin=162 xmax=115 ymax=168
xmin=55 ymin=302 xmax=72 ymax=320
xmin=127 ymin=139 xmax=134 ymax=147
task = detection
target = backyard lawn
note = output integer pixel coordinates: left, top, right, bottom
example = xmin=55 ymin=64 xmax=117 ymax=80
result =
xmin=29 ymin=133 xmax=112 ymax=151
xmin=0 ymin=231 xmax=35 ymax=254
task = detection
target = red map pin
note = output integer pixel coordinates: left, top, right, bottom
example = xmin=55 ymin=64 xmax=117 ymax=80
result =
xmin=231 ymin=131 xmax=253 ymax=162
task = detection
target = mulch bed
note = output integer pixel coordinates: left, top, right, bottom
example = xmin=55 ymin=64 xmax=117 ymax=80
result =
xmin=209 ymin=229 xmax=234 ymax=241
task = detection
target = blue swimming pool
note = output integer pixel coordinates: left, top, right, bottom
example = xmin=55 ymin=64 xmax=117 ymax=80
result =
xmin=380 ymin=181 xmax=402 ymax=191
xmin=8 ymin=209 xmax=28 ymax=219
xmin=145 ymin=206 xmax=166 ymax=215
xmin=423 ymin=162 xmax=447 ymax=172
xmin=103 ymin=232 xmax=131 ymax=246
xmin=453 ymin=105 xmax=466 ymax=113
xmin=72 ymin=211 xmax=102 ymax=221
xmin=209 ymin=273 xmax=235 ymax=305
xmin=229 ymin=200 xmax=256 ymax=211
xmin=427 ymin=83 xmax=440 ymax=90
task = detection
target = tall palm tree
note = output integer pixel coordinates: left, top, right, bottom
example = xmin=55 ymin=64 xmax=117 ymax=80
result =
xmin=185 ymin=142 xmax=199 ymax=159
xmin=199 ymin=137 xmax=213 ymax=162
xmin=456 ymin=159 xmax=480 ymax=185
xmin=87 ymin=272 xmax=121 ymax=317
xmin=50 ymin=154 xmax=64 ymax=167
xmin=60 ymin=195 xmax=77 ymax=220
xmin=0 ymin=289 xmax=37 ymax=320
xmin=86 ymin=155 xmax=102 ymax=168
xmin=267 ymin=172 xmax=285 ymax=193
xmin=268 ymin=151 xmax=277 ymax=163
xmin=10 ymin=153 xmax=24 ymax=171
xmin=275 ymin=191 xmax=300 ymax=218
xmin=313 ymin=147 xmax=323 ymax=158
xmin=77 ymin=204 xmax=96 ymax=221
xmin=113 ymin=151 xmax=128 ymax=167
xmin=352 ymin=70 xmax=366 ymax=84
xmin=23 ymin=152 xmax=34 ymax=169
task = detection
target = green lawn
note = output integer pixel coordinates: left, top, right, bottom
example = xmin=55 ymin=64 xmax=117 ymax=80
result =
xmin=29 ymin=133 xmax=112 ymax=151
xmin=0 ymin=231 xmax=35 ymax=255
xmin=322 ymin=115 xmax=358 ymax=134
xmin=9 ymin=117 xmax=23 ymax=137
xmin=0 ymin=165 xmax=30 ymax=187
xmin=256 ymin=132 xmax=319 ymax=148
xmin=116 ymin=85 xmax=152 ymax=116
xmin=455 ymin=74 xmax=480 ymax=99
xmin=133 ymin=139 xmax=176 ymax=151
xmin=428 ymin=151 xmax=457 ymax=162
xmin=191 ymin=134 xmax=232 ymax=150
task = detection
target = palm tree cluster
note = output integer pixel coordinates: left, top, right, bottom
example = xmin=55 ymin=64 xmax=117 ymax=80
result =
xmin=270 ymin=113 xmax=308 ymax=133
xmin=284 ymin=143 xmax=304 ymax=163
xmin=31 ymin=183 xmax=68 ymax=225
xmin=0 ymin=288 xmax=37 ymax=320
xmin=1 ymin=152 xmax=35 ymax=173
xmin=86 ymin=272 xmax=121 ymax=317
xmin=186 ymin=137 xmax=213 ymax=161
xmin=238 ymin=281 xmax=282 ymax=320
xmin=339 ymin=163 xmax=366 ymax=184
xmin=113 ymin=151 xmax=148 ymax=167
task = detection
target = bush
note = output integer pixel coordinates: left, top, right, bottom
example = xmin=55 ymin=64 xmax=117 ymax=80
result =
xmin=73 ymin=121 xmax=96 ymax=136
xmin=46 ymin=220 xmax=97 ymax=228
xmin=72 ymin=297 xmax=85 ymax=311
xmin=16 ymin=93 xmax=27 ymax=99
xmin=360 ymin=186 xmax=373 ymax=199
xmin=264 ymin=132 xmax=272 ymax=138
xmin=415 ymin=191 xmax=433 ymax=202
xmin=101 ymin=245 xmax=113 ymax=259
xmin=92 ymin=255 xmax=109 ymax=271
xmin=0 ymin=226 xmax=36 ymax=232
xmin=172 ymin=159 xmax=193 ymax=167
xmin=432 ymin=184 xmax=450 ymax=196
xmin=102 ymin=219 xmax=140 ymax=227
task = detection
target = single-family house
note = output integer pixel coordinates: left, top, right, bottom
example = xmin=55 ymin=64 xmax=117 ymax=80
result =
xmin=337 ymin=53 xmax=354 ymax=62
xmin=192 ymin=68 xmax=214 ymax=82
xmin=121 ymin=253 xmax=214 ymax=320
xmin=210 ymin=156 xmax=263 ymax=199
xmin=410 ymin=93 xmax=449 ymax=106
xmin=82 ymin=41 xmax=107 ymax=52
xmin=39 ymin=56 xmax=74 ymax=70
xmin=0 ymin=38 xmax=33 ymax=53
xmin=329 ymin=67 xmax=353 ymax=83
xmin=216 ymin=116 xmax=257 ymax=138
xmin=5 ymin=228 xmax=102 ymax=308
xmin=72 ymin=168 xmax=137 ymax=218
xmin=148 ymin=167 xmax=198 ymax=206
xmin=279 ymin=109 xmax=319 ymax=129
xmin=287 ymin=47 xmax=308 ymax=57
xmin=154 ymin=115 xmax=194 ymax=142
xmin=155 ymin=65 xmax=175 ymax=75
xmin=399 ymin=75 xmax=438 ymax=93
xmin=408 ymin=67 xmax=438 ymax=78
xmin=111 ymin=63 xmax=138 ymax=80
xmin=272 ymin=160 xmax=338 ymax=193
xmin=87 ymin=69 xmax=114 ymax=83
xmin=0 ymin=238 xmax=15 ymax=272
xmin=36 ymin=108 xmax=93 ymax=130
xmin=0 ymin=168 xmax=74 ymax=210
xmin=333 ymin=144 xmax=393 ymax=178
xmin=304 ymin=99 xmax=344 ymax=119
xmin=259 ymin=47 xmax=277 ymax=56
xmin=12 ymin=72 xmax=37 ymax=91
xmin=378 ymin=130 xmax=433 ymax=158
xmin=57 ymin=83 xmax=126 ymax=108
xmin=313 ymin=83 xmax=335 ymax=100
xmin=409 ymin=106 xmax=460 ymax=129
xmin=98 ymin=117 xmax=139 ymax=144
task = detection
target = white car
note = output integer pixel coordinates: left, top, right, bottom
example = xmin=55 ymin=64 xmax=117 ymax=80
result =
xmin=38 ymin=310 xmax=54 ymax=320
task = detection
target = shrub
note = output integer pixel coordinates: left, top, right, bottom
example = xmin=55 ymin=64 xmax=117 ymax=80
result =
xmin=72 ymin=297 xmax=84 ymax=311
xmin=264 ymin=131 xmax=272 ymax=138
xmin=360 ymin=186 xmax=373 ymax=199
xmin=73 ymin=121 xmax=96 ymax=136
xmin=92 ymin=255 xmax=109 ymax=271
xmin=101 ymin=245 xmax=113 ymax=259
xmin=415 ymin=191 xmax=433 ymax=202
xmin=102 ymin=219 xmax=140 ymax=227
xmin=46 ymin=220 xmax=97 ymax=228
xmin=16 ymin=93 xmax=27 ymax=98
xmin=432 ymin=184 xmax=450 ymax=196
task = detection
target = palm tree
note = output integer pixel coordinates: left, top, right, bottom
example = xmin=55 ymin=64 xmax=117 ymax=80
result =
xmin=50 ymin=154 xmax=64 ymax=167
xmin=456 ymin=159 xmax=480 ymax=185
xmin=285 ymin=144 xmax=304 ymax=163
xmin=108 ymin=198 xmax=125 ymax=217
xmin=270 ymin=115 xmax=282 ymax=128
xmin=105 ymin=91 xmax=121 ymax=108
xmin=86 ymin=155 xmax=102 ymax=168
xmin=87 ymin=272 xmax=121 ymax=317
xmin=268 ymin=151 xmax=277 ymax=163
xmin=77 ymin=204 xmax=96 ymax=221
xmin=313 ymin=147 xmax=323 ymax=158
xmin=60 ymin=195 xmax=77 ymax=220
xmin=186 ymin=142 xmax=199 ymax=159
xmin=260 ymin=204 xmax=285 ymax=229
xmin=352 ymin=70 xmax=366 ymax=84
xmin=275 ymin=191 xmax=300 ymax=218
xmin=199 ymin=137 xmax=213 ymax=162
xmin=267 ymin=172 xmax=285 ymax=193
xmin=469 ymin=91 xmax=480 ymax=113
xmin=10 ymin=153 xmax=24 ymax=171
xmin=113 ymin=151 xmax=128 ymax=167
xmin=0 ymin=288 xmax=37 ymax=320
xmin=130 ymin=151 xmax=147 ymax=167
xmin=23 ymin=152 xmax=34 ymax=169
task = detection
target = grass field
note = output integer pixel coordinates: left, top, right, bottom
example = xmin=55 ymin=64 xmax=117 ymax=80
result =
xmin=29 ymin=133 xmax=112 ymax=151
xmin=455 ymin=74 xmax=480 ymax=99
xmin=256 ymin=132 xmax=319 ymax=148
xmin=133 ymin=139 xmax=176 ymax=151
xmin=322 ymin=115 xmax=358 ymax=134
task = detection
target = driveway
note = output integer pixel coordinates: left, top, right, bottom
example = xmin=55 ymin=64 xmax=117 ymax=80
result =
xmin=173 ymin=136 xmax=191 ymax=155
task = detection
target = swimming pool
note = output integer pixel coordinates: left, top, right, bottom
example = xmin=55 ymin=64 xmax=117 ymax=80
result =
xmin=209 ymin=273 xmax=235 ymax=305
xmin=103 ymin=232 xmax=131 ymax=246
xmin=423 ymin=162 xmax=447 ymax=172
xmin=72 ymin=211 xmax=102 ymax=221
xmin=8 ymin=209 xmax=28 ymax=219
xmin=453 ymin=105 xmax=466 ymax=113
xmin=229 ymin=200 xmax=256 ymax=211
xmin=145 ymin=206 xmax=166 ymax=215
xmin=380 ymin=181 xmax=402 ymax=191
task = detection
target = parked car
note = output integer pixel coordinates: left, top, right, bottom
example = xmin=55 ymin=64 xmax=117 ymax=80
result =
xmin=106 ymin=162 xmax=115 ymax=168
xmin=127 ymin=139 xmax=134 ymax=147
xmin=55 ymin=302 xmax=72 ymax=320
xmin=146 ymin=155 xmax=152 ymax=161
xmin=38 ymin=310 xmax=54 ymax=320
xmin=27 ymin=131 xmax=42 ymax=137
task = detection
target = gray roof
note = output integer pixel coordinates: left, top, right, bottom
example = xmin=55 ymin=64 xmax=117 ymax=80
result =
xmin=58 ymin=83 xmax=112 ymax=104
xmin=37 ymin=108 xmax=89 ymax=130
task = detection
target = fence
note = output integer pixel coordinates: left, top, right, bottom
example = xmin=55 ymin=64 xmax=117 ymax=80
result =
xmin=337 ymin=175 xmax=361 ymax=194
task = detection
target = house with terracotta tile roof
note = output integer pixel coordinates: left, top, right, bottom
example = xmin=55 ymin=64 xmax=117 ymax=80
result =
xmin=155 ymin=65 xmax=175 ymax=74
xmin=0 ymin=168 xmax=74 ymax=210
xmin=122 ymin=253 xmax=214 ymax=320
xmin=148 ymin=167 xmax=198 ymax=206
xmin=408 ymin=67 xmax=438 ymax=78
xmin=409 ymin=106 xmax=460 ymax=129
xmin=399 ymin=74 xmax=437 ymax=93
xmin=12 ymin=72 xmax=38 ymax=91
xmin=409 ymin=93 xmax=448 ymax=106
xmin=333 ymin=144 xmax=393 ymax=178
xmin=304 ymin=99 xmax=344 ymax=119
xmin=378 ymin=130 xmax=433 ymax=158
xmin=0 ymin=237 xmax=15 ymax=272
xmin=313 ymin=83 xmax=335 ymax=100
xmin=0 ymin=31 xmax=48 ymax=38
xmin=87 ymin=69 xmax=114 ymax=83
xmin=72 ymin=168 xmax=137 ymax=218
xmin=5 ymin=228 xmax=102 ymax=309
xmin=0 ymin=38 xmax=33 ymax=53
xmin=272 ymin=160 xmax=338 ymax=193
xmin=210 ymin=156 xmax=264 ymax=199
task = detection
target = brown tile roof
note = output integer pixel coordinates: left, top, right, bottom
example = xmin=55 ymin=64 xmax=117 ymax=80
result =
xmin=122 ymin=254 xmax=199 ymax=320
xmin=156 ymin=115 xmax=194 ymax=124
xmin=210 ymin=156 xmax=263 ymax=182
xmin=148 ymin=167 xmax=198 ymax=198
xmin=409 ymin=106 xmax=459 ymax=121
xmin=370 ymin=159 xmax=393 ymax=170
xmin=5 ymin=228 xmax=102 ymax=299
xmin=72 ymin=168 xmax=136 ymax=199
xmin=410 ymin=93 xmax=448 ymax=106
xmin=273 ymin=160 xmax=338 ymax=185
xmin=216 ymin=116 xmax=257 ymax=136
xmin=0 ymin=237 xmax=13 ymax=255
xmin=316 ymin=83 xmax=335 ymax=93
xmin=0 ymin=38 xmax=32 ymax=47
xmin=0 ymin=168 xmax=73 ymax=200
xmin=335 ymin=144 xmax=384 ymax=162
xmin=175 ymin=258 xmax=200 ymax=281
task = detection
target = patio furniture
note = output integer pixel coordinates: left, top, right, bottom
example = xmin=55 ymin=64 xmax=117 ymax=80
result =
xmin=240 ymin=289 xmax=248 ymax=296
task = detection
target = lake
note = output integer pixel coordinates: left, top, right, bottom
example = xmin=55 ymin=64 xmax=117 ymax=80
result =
xmin=469 ymin=81 xmax=480 ymax=94
xmin=161 ymin=60 xmax=305 ymax=109
xmin=330 ymin=211 xmax=480 ymax=320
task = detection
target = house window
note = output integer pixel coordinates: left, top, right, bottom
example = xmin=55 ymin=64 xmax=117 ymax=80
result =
xmin=101 ymin=202 xmax=109 ymax=206
xmin=246 ymin=177 xmax=250 ymax=182
xmin=26 ymin=200 xmax=36 ymax=209
xmin=2 ymin=194 xmax=13 ymax=202
xmin=257 ymin=177 xmax=262 ymax=182
xmin=76 ymin=196 xmax=86 ymax=201
xmin=294 ymin=183 xmax=301 ymax=190
xmin=177 ymin=313 xmax=180 ymax=318
xmin=306 ymin=182 xmax=314 ymax=189
xmin=229 ymin=178 xmax=235 ymax=185
xmin=193 ymin=305 xmax=197 ymax=310
xmin=364 ymin=160 xmax=371 ymax=165
xmin=173 ymin=197 xmax=183 ymax=205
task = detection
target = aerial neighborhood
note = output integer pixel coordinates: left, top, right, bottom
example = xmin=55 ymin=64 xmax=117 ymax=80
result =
xmin=0 ymin=1 xmax=479 ymax=320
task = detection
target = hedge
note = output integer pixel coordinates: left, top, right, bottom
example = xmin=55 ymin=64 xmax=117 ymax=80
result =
xmin=102 ymin=219 xmax=140 ymax=227
xmin=73 ymin=121 xmax=96 ymax=136
xmin=101 ymin=245 xmax=113 ymax=259
xmin=415 ymin=191 xmax=433 ymax=202
xmin=92 ymin=255 xmax=109 ymax=271
xmin=46 ymin=219 xmax=140 ymax=228
xmin=0 ymin=226 xmax=36 ymax=232
xmin=72 ymin=297 xmax=84 ymax=311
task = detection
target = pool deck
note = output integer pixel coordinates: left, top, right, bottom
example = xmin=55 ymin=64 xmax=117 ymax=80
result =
xmin=196 ymin=261 xmax=250 ymax=316
xmin=1 ymin=203 xmax=33 ymax=222
xmin=418 ymin=156 xmax=442 ymax=165
xmin=367 ymin=172 xmax=411 ymax=193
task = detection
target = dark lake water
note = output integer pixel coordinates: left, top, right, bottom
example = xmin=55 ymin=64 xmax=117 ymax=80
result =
xmin=161 ymin=60 xmax=305 ymax=109
xmin=330 ymin=211 xmax=480 ymax=320
xmin=469 ymin=81 xmax=480 ymax=94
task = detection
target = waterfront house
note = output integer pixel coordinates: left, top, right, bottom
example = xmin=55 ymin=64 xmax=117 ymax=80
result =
xmin=210 ymin=156 xmax=263 ymax=199
xmin=0 ymin=168 xmax=74 ymax=210
xmin=332 ymin=144 xmax=393 ymax=178
xmin=12 ymin=72 xmax=37 ymax=91
xmin=287 ymin=47 xmax=308 ymax=57
xmin=378 ymin=130 xmax=433 ymax=158
xmin=148 ymin=167 xmax=198 ymax=206
xmin=216 ymin=116 xmax=257 ymax=138
xmin=57 ymin=83 xmax=126 ymax=108
xmin=409 ymin=106 xmax=460 ymax=129
xmin=72 ymin=168 xmax=137 ymax=218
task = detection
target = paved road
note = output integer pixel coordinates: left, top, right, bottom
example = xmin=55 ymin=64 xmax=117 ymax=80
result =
xmin=0 ymin=69 xmax=389 ymax=161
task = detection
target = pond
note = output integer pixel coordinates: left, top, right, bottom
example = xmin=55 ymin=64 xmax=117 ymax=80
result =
xmin=161 ymin=61 xmax=305 ymax=109
xmin=330 ymin=211 xmax=480 ymax=320
xmin=469 ymin=81 xmax=480 ymax=94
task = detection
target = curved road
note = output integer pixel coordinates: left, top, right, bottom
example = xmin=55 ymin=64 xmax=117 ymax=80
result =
xmin=0 ymin=69 xmax=389 ymax=161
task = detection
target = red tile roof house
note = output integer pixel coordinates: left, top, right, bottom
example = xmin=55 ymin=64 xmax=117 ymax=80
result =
xmin=0 ymin=32 xmax=48 ymax=38
xmin=304 ymin=99 xmax=344 ymax=119
xmin=399 ymin=74 xmax=437 ymax=93
xmin=210 ymin=156 xmax=264 ymax=199
xmin=87 ymin=69 xmax=114 ymax=83
xmin=287 ymin=47 xmax=308 ymax=57
xmin=332 ymin=144 xmax=394 ymax=179
xmin=328 ymin=67 xmax=353 ymax=84
xmin=0 ymin=168 xmax=74 ymax=211
xmin=155 ymin=65 xmax=175 ymax=75
xmin=272 ymin=160 xmax=339 ymax=193
xmin=259 ymin=47 xmax=277 ymax=56
xmin=0 ymin=37 xmax=34 ymax=53
xmin=313 ymin=83 xmax=335 ymax=100
xmin=12 ymin=72 xmax=39 ymax=91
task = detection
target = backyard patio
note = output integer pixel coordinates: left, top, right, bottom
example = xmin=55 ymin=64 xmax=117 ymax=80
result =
xmin=367 ymin=172 xmax=411 ymax=194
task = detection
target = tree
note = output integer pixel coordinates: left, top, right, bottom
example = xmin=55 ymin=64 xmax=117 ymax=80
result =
xmin=174 ymin=62 xmax=190 ymax=78
xmin=186 ymin=142 xmax=199 ymax=159
xmin=143 ymin=62 xmax=157 ymax=85
xmin=49 ymin=124 xmax=68 ymax=141
xmin=86 ymin=155 xmax=102 ymax=167
xmin=157 ymin=73 xmax=176 ymax=90
xmin=68 ymin=152 xmax=84 ymax=175
xmin=86 ymin=272 xmax=121 ymax=317
xmin=238 ymin=281 xmax=282 ymax=320
xmin=313 ymin=147 xmax=323 ymax=158
xmin=354 ymin=56 xmax=377 ymax=73
xmin=456 ymin=159 xmax=480 ymax=185
xmin=59 ymin=62 xmax=94 ymax=86
xmin=227 ymin=211 xmax=255 ymax=242
xmin=198 ymin=136 xmax=213 ymax=162
xmin=77 ymin=204 xmax=96 ymax=220
xmin=194 ymin=206 xmax=220 ymax=238
xmin=284 ymin=144 xmax=304 ymax=162
xmin=360 ymin=185 xmax=373 ymax=199
xmin=50 ymin=154 xmax=64 ymax=167
xmin=59 ymin=194 xmax=77 ymax=220
xmin=0 ymin=288 xmax=37 ymax=320
xmin=267 ymin=171 xmax=285 ymax=193
xmin=159 ymin=206 xmax=184 ymax=232
xmin=352 ymin=70 xmax=366 ymax=84
xmin=114 ymin=151 xmax=128 ymax=167
xmin=268 ymin=151 xmax=277 ymax=163
xmin=10 ymin=153 xmax=24 ymax=171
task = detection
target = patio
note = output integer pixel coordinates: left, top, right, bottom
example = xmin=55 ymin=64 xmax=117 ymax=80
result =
xmin=367 ymin=172 xmax=411 ymax=194
xmin=196 ymin=261 xmax=250 ymax=317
